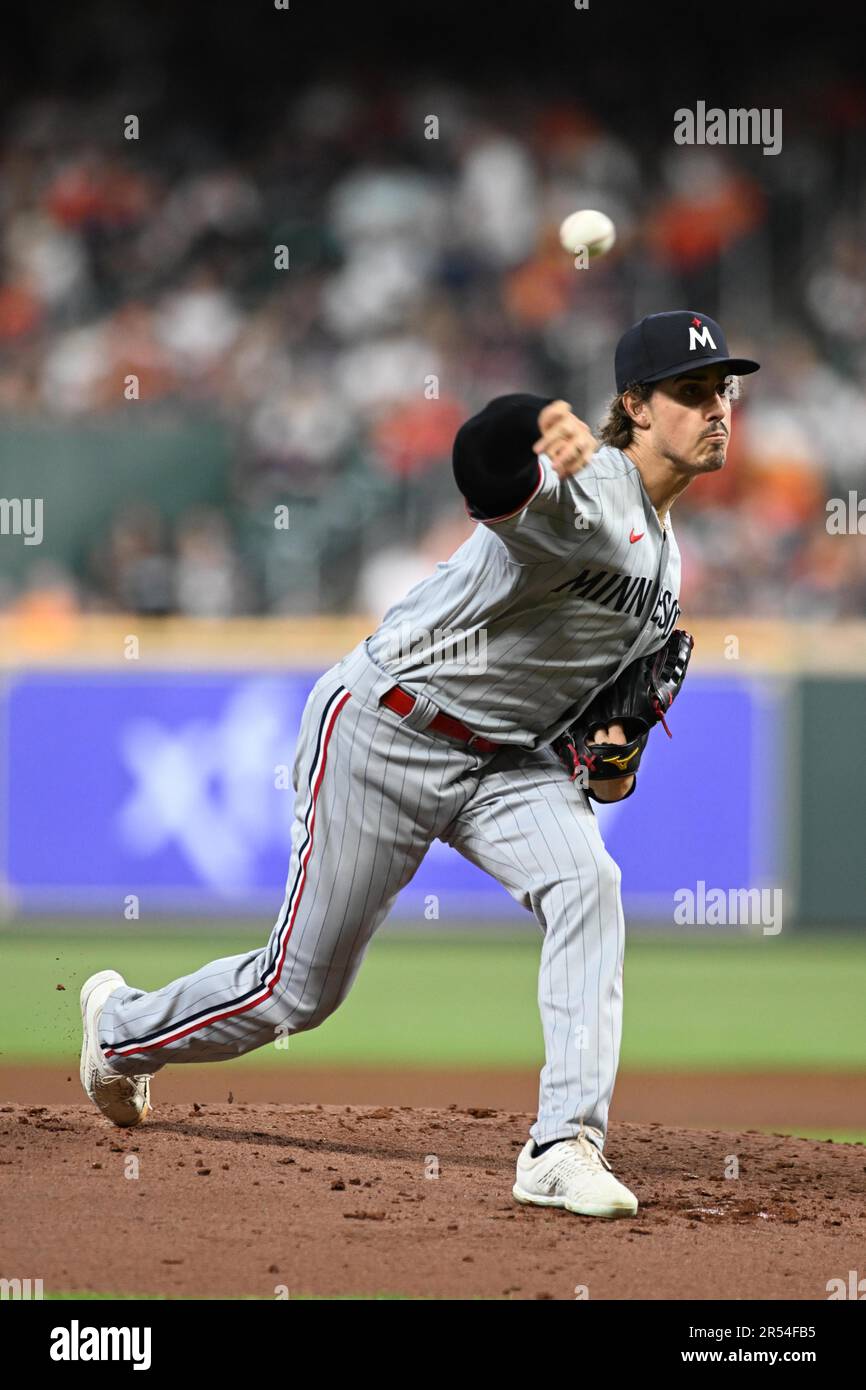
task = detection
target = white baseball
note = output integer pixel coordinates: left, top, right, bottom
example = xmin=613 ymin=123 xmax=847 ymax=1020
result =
xmin=559 ymin=209 xmax=616 ymax=260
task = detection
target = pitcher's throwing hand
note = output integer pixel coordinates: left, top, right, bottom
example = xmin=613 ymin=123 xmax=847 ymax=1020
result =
xmin=533 ymin=400 xmax=599 ymax=479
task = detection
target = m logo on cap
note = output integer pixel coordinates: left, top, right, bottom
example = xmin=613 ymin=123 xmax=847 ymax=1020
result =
xmin=688 ymin=319 xmax=717 ymax=352
xmin=613 ymin=310 xmax=760 ymax=392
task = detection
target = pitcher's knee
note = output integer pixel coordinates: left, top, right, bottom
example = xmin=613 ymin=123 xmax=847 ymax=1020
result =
xmin=558 ymin=850 xmax=622 ymax=919
xmin=272 ymin=984 xmax=344 ymax=1036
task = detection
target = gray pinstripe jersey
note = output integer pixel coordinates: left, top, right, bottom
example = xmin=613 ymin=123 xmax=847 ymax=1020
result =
xmin=97 ymin=451 xmax=664 ymax=1154
xmin=366 ymin=445 xmax=682 ymax=746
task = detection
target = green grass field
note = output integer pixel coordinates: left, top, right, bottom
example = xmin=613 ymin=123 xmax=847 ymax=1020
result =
xmin=2 ymin=928 xmax=864 ymax=1071
xmin=4 ymin=928 xmax=865 ymax=1301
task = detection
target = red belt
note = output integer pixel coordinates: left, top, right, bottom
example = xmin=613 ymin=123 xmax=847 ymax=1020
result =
xmin=379 ymin=686 xmax=501 ymax=753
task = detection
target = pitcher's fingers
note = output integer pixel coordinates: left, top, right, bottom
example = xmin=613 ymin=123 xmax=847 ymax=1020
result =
xmin=537 ymin=399 xmax=572 ymax=431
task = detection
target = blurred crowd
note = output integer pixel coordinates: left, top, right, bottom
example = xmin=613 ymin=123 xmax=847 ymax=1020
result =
xmin=2 ymin=75 xmax=866 ymax=621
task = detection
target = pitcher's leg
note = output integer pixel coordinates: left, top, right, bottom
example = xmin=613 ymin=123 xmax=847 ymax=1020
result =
xmin=532 ymin=828 xmax=624 ymax=1149
xmin=100 ymin=673 xmax=468 ymax=1076
xmin=443 ymin=747 xmax=625 ymax=1150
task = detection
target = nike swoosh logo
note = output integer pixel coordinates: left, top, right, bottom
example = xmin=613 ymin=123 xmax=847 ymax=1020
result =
xmin=629 ymin=529 xmax=644 ymax=543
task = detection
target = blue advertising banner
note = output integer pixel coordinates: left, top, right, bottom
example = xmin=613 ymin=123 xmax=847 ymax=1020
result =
xmin=1 ymin=671 xmax=779 ymax=921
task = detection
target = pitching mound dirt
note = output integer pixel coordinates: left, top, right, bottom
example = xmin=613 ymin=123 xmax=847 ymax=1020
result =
xmin=2 ymin=1064 xmax=864 ymax=1132
xmin=1 ymin=1104 xmax=864 ymax=1300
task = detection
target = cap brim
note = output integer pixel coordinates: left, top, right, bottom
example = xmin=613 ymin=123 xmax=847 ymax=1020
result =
xmin=637 ymin=355 xmax=761 ymax=386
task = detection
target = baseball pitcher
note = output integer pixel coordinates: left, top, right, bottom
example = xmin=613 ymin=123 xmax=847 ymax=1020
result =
xmin=80 ymin=310 xmax=759 ymax=1218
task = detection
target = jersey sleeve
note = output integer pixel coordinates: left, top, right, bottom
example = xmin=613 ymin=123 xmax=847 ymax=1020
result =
xmin=452 ymin=393 xmax=600 ymax=563
xmin=452 ymin=393 xmax=553 ymax=520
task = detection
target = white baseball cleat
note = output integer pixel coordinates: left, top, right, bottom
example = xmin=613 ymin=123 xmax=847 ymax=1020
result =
xmin=513 ymin=1133 xmax=638 ymax=1218
xmin=80 ymin=970 xmax=152 ymax=1128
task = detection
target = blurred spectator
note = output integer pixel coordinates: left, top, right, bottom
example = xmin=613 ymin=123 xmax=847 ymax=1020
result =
xmin=92 ymin=504 xmax=174 ymax=615
xmin=358 ymin=509 xmax=475 ymax=620
xmin=174 ymin=507 xmax=248 ymax=617
xmin=806 ymin=225 xmax=866 ymax=351
xmin=0 ymin=73 xmax=864 ymax=621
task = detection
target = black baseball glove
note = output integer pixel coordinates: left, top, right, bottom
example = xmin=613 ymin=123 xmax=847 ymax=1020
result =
xmin=552 ymin=629 xmax=694 ymax=800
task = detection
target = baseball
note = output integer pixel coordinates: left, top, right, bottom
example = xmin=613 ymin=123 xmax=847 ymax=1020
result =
xmin=559 ymin=208 xmax=616 ymax=260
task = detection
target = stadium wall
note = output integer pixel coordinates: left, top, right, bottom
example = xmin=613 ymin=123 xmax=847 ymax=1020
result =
xmin=0 ymin=617 xmax=863 ymax=928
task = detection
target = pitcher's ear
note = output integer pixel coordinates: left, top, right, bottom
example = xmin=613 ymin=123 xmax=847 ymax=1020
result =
xmin=623 ymin=388 xmax=652 ymax=427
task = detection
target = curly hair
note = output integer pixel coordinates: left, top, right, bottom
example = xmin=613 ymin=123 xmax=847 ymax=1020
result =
xmin=597 ymin=383 xmax=654 ymax=450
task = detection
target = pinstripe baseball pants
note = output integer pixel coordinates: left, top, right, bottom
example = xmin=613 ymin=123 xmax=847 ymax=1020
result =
xmin=100 ymin=641 xmax=626 ymax=1149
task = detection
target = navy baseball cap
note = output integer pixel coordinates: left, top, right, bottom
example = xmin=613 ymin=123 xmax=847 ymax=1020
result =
xmin=615 ymin=311 xmax=760 ymax=392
